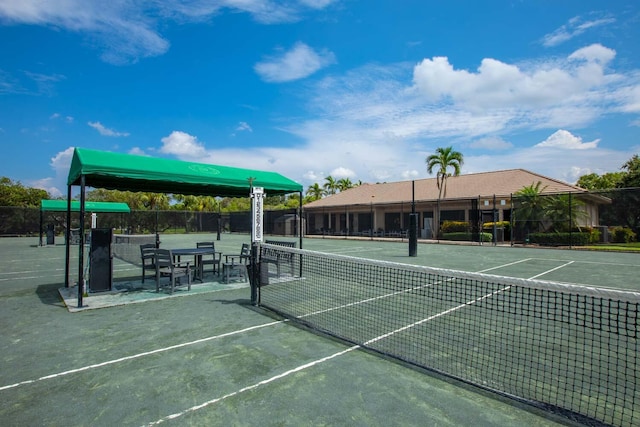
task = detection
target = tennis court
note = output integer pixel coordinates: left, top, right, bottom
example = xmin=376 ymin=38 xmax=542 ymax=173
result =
xmin=0 ymin=234 xmax=638 ymax=426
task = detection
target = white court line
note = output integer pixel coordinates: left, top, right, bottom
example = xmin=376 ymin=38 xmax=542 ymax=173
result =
xmin=533 ymin=257 xmax=638 ymax=268
xmin=528 ymin=261 xmax=574 ymax=280
xmin=142 ymin=259 xmax=570 ymax=426
xmin=0 ymin=266 xmax=138 ymax=282
xmin=144 ymin=345 xmax=360 ymax=426
xmin=0 ymin=321 xmax=283 ymax=392
xmin=330 ymin=247 xmax=383 ymax=254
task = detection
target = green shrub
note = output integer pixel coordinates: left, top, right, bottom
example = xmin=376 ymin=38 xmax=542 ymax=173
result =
xmin=583 ymin=227 xmax=601 ymax=244
xmin=482 ymin=221 xmax=510 ymax=231
xmin=528 ymin=232 xmax=590 ymax=246
xmin=442 ymin=232 xmax=492 ymax=242
xmin=482 ymin=220 xmax=511 ymax=241
xmin=610 ymin=227 xmax=637 ymax=243
xmin=440 ymin=221 xmax=469 ymax=233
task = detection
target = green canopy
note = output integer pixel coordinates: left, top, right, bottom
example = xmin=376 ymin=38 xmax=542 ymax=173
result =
xmin=41 ymin=200 xmax=130 ymax=213
xmin=67 ymin=147 xmax=302 ymax=196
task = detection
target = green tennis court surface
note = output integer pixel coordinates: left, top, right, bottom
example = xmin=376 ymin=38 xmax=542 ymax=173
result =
xmin=1 ymin=234 xmax=638 ymax=426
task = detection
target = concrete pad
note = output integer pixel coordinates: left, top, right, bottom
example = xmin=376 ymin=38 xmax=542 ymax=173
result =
xmin=59 ymin=277 xmax=249 ymax=312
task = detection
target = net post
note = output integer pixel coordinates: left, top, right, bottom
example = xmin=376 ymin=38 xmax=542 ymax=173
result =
xmin=250 ymin=242 xmax=259 ymax=305
xmin=408 ymin=213 xmax=418 ymax=256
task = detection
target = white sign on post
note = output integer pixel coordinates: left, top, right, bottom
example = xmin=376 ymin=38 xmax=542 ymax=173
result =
xmin=251 ymin=187 xmax=264 ymax=243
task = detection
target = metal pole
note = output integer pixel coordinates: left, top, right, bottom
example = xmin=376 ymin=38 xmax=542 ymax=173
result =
xmin=155 ymin=207 xmax=160 ymax=248
xmin=64 ymin=185 xmax=71 ymax=288
xmin=493 ymin=194 xmax=497 ymax=246
xmin=39 ymin=206 xmax=43 ymax=247
xmin=299 ymin=191 xmax=303 ymax=279
xmin=370 ymin=195 xmax=375 ymax=239
xmin=216 ymin=203 xmax=221 ymax=241
xmin=77 ymin=175 xmax=86 ymax=308
xmin=510 ymin=193 xmax=514 ymax=246
xmin=409 ymin=180 xmax=417 ymax=256
xmin=569 ymin=192 xmax=573 ymax=249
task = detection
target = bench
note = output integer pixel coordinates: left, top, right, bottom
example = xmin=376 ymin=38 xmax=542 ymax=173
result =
xmin=261 ymin=240 xmax=296 ymax=278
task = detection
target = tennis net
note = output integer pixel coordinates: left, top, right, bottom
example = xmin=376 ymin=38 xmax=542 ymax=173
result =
xmin=112 ymin=233 xmax=157 ymax=265
xmin=256 ymin=243 xmax=639 ymax=427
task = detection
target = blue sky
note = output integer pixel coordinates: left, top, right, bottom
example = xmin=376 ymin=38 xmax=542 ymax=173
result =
xmin=1 ymin=0 xmax=639 ymax=197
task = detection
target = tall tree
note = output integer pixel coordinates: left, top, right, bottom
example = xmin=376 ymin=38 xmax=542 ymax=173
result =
xmin=426 ymin=146 xmax=464 ymax=237
xmin=576 ymin=172 xmax=624 ymax=190
xmin=306 ymin=183 xmax=324 ymax=201
xmin=337 ymin=177 xmax=354 ymax=192
xmin=513 ymin=181 xmax=547 ymax=236
xmin=619 ymin=154 xmax=640 ymax=188
xmin=323 ymin=175 xmax=338 ymax=195
xmin=0 ymin=177 xmax=50 ymax=207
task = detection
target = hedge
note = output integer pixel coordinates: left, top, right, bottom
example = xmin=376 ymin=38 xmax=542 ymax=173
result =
xmin=442 ymin=232 xmax=492 ymax=242
xmin=440 ymin=221 xmax=469 ymax=233
xmin=528 ymin=232 xmax=590 ymax=246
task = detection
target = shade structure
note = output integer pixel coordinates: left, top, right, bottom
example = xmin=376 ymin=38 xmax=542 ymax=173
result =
xmin=67 ymin=147 xmax=303 ymax=197
xmin=41 ymin=200 xmax=130 ymax=213
xmin=64 ymin=147 xmax=303 ymax=308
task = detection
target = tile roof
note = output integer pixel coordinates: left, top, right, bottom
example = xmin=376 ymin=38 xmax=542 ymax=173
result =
xmin=304 ymin=169 xmax=585 ymax=208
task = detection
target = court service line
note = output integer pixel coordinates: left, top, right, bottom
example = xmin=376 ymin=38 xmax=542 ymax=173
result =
xmin=143 ymin=260 xmax=568 ymax=425
xmin=0 ymin=321 xmax=283 ymax=392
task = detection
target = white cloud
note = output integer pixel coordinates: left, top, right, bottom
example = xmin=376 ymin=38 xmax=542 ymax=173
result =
xmin=28 ymin=177 xmax=62 ymax=198
xmin=541 ymin=15 xmax=616 ymax=47
xmin=128 ymin=147 xmax=148 ymax=156
xmin=297 ymin=0 xmax=336 ymax=9
xmin=255 ymin=42 xmax=336 ymax=82
xmin=534 ymin=129 xmax=599 ymax=150
xmin=401 ymin=170 xmax=420 ymax=180
xmin=467 ymin=136 xmax=513 ymax=150
xmin=411 ymin=44 xmax=617 ymax=112
xmin=236 ymin=122 xmax=253 ymax=132
xmin=330 ymin=167 xmax=355 ymax=179
xmin=50 ymin=113 xmax=74 ymax=123
xmin=88 ymin=121 xmax=130 ymax=137
xmin=50 ymin=147 xmax=75 ymax=175
xmin=303 ymin=171 xmax=322 ymax=181
xmin=0 ymin=1 xmax=335 ymax=64
xmin=160 ymin=130 xmax=207 ymax=158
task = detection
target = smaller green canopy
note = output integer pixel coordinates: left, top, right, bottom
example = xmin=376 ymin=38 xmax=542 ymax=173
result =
xmin=41 ymin=200 xmax=131 ymax=213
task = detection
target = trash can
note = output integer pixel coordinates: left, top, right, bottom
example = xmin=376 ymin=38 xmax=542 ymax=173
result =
xmin=89 ymin=228 xmax=113 ymax=292
xmin=46 ymin=224 xmax=55 ymax=245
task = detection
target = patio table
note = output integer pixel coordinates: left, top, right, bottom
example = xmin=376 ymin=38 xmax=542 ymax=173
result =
xmin=171 ymin=247 xmax=218 ymax=282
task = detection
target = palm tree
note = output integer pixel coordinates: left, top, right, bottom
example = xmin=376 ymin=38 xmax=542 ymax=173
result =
xmin=337 ymin=177 xmax=354 ymax=192
xmin=426 ymin=146 xmax=464 ymax=237
xmin=513 ymin=181 xmax=547 ymax=238
xmin=323 ymin=175 xmax=339 ymax=195
xmin=306 ymin=183 xmax=324 ymax=201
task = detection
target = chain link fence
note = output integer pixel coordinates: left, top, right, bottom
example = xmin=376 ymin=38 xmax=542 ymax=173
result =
xmin=2 ymin=188 xmax=638 ymax=247
xmin=0 ymin=207 xmax=302 ymax=241
xmin=301 ymin=188 xmax=640 ymax=246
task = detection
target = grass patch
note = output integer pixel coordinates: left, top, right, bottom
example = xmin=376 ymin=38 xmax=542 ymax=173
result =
xmin=580 ymin=242 xmax=640 ymax=252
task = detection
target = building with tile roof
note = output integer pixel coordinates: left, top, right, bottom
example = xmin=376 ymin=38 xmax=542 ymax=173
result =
xmin=303 ymin=169 xmax=607 ymax=240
